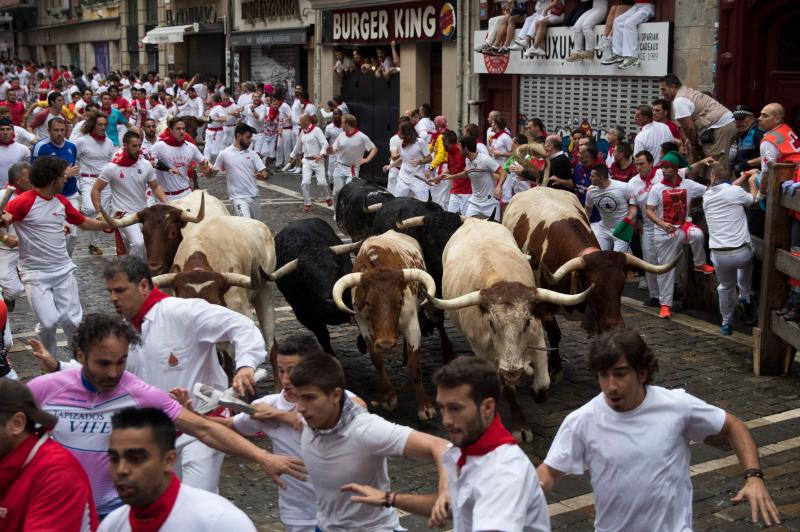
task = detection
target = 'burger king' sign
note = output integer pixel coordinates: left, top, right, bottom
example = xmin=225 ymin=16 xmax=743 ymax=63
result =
xmin=440 ymin=3 xmax=456 ymax=40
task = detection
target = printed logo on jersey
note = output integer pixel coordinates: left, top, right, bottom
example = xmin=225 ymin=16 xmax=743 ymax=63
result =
xmin=662 ymin=188 xmax=688 ymax=225
xmin=595 ymin=191 xmax=623 ymax=214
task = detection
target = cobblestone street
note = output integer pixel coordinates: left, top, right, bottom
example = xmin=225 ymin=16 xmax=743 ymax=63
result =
xmin=8 ymin=173 xmax=800 ymax=531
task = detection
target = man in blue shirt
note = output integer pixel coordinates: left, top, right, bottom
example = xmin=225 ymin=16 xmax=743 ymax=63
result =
xmin=99 ymin=92 xmax=131 ymax=146
xmin=31 ymin=117 xmax=81 ymax=256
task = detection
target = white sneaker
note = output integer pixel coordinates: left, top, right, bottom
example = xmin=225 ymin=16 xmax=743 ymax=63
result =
xmin=508 ymin=42 xmax=524 ymax=51
xmin=601 ymin=53 xmax=624 ymax=65
xmin=532 ymin=47 xmax=547 ymax=57
xmin=281 ymin=162 xmax=293 ymax=172
xmin=597 ymin=37 xmax=612 ymax=51
xmin=514 ymin=36 xmax=528 ymax=47
xmin=291 ymin=167 xmax=302 ymax=174
xmin=523 ymin=47 xmax=536 ymax=59
xmin=618 ymin=56 xmax=640 ymax=69
xmin=638 ymin=277 xmax=648 ymax=290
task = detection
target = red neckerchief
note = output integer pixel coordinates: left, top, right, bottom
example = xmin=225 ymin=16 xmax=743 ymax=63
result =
xmin=131 ymin=287 xmax=170 ymax=331
xmin=0 ymin=432 xmax=38 ymax=492
xmin=456 ymin=414 xmax=516 ymax=469
xmin=111 ymin=147 xmax=140 ymax=167
xmin=90 ymin=132 xmax=106 ymax=142
xmin=490 ymin=129 xmax=508 ymax=142
xmin=215 ymin=100 xmax=233 ymax=108
xmin=128 ymin=473 xmax=181 ymax=532
xmin=0 ymin=133 xmax=14 ymax=146
xmin=642 ymin=167 xmax=657 ymax=187
xmin=100 ymin=105 xmax=113 ymax=114
xmin=266 ymin=107 xmax=279 ymax=121
xmin=303 ymin=124 xmax=315 ymax=134
xmin=159 ymin=129 xmax=184 ymax=147
xmin=345 ymin=128 xmax=360 ymax=138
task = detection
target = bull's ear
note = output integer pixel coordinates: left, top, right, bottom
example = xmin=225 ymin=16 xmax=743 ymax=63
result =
xmin=170 ymin=264 xmax=182 ymax=273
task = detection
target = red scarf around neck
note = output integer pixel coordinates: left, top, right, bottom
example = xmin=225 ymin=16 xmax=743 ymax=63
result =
xmin=215 ymin=100 xmax=233 ymax=108
xmin=266 ymin=107 xmax=279 ymax=121
xmin=158 ymin=129 xmax=195 ymax=147
xmin=456 ymin=414 xmax=516 ymax=469
xmin=131 ymin=287 xmax=170 ymax=331
xmin=128 ymin=473 xmax=181 ymax=532
xmin=0 ymin=133 xmax=14 ymax=146
xmin=490 ymin=129 xmax=508 ymax=142
xmin=303 ymin=124 xmax=315 ymax=134
xmin=90 ymin=132 xmax=106 ymax=142
xmin=345 ymin=127 xmax=360 ymax=138
xmin=111 ymin=147 xmax=140 ymax=167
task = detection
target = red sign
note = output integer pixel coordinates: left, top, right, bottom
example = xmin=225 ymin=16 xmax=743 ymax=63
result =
xmin=328 ymin=1 xmax=456 ymax=44
xmin=483 ymin=52 xmax=509 ymax=74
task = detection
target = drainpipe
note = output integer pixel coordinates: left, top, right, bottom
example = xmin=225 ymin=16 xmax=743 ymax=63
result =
xmin=313 ymin=9 xmax=322 ymax=102
xmin=455 ymin=2 xmax=463 ymax=131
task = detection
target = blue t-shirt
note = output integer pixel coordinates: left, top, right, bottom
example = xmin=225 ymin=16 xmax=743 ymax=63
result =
xmin=105 ymin=108 xmax=128 ymax=146
xmin=573 ymin=163 xmax=600 ymax=223
xmin=31 ymin=139 xmax=79 ymax=196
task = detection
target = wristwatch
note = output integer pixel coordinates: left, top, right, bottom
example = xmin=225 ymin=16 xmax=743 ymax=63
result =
xmin=743 ymin=468 xmax=764 ymax=480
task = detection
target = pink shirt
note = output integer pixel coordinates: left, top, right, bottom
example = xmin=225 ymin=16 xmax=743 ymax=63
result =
xmin=27 ymin=368 xmax=182 ymax=515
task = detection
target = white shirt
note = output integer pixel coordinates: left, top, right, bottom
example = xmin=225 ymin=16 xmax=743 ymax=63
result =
xmin=290 ymin=98 xmax=303 ymax=125
xmin=0 ymin=80 xmax=9 ymax=100
xmin=647 ymin=176 xmax=707 ymax=233
xmin=291 ymin=125 xmax=328 ymax=160
xmin=148 ymin=103 xmax=169 ymax=123
xmin=633 ymin=121 xmax=675 ymax=165
xmin=126 ymin=296 xmax=266 ymax=392
xmin=243 ymin=103 xmax=266 ymax=132
xmin=99 ymin=157 xmax=156 ymax=213
xmin=627 ymin=171 xmax=663 ymax=229
xmin=703 ymin=183 xmax=753 ymax=249
xmin=74 ymin=135 xmax=115 ymax=176
xmin=236 ymin=91 xmax=253 ymax=109
xmin=489 ymin=130 xmax=513 ymax=168
xmin=388 ymin=134 xmax=402 ymax=177
xmin=415 ymin=117 xmax=435 ymax=144
xmin=99 ymin=482 xmax=256 ymax=532
xmin=585 ymin=179 xmax=631 ymax=229
xmin=443 ymin=442 xmax=550 ymax=532
xmin=149 ymin=140 xmax=205 ymax=193
xmin=142 ymin=80 xmax=160 ymax=96
xmin=324 ymin=122 xmax=342 ymax=147
xmin=69 ymin=120 xmax=87 ymax=142
xmin=215 ymin=145 xmax=265 ymax=199
xmin=278 ymin=102 xmax=292 ymax=129
xmin=334 ymin=56 xmax=355 ymax=74
xmin=192 ymin=83 xmax=207 ymax=100
xmin=332 ymin=130 xmax=375 ymax=167
xmin=760 ymin=133 xmax=782 ymax=172
xmin=672 ymin=97 xmax=734 ymax=130
xmin=0 ymin=141 xmax=30 ymax=189
xmin=398 ymin=138 xmax=430 ymax=181
xmin=301 ymin=407 xmax=411 ymax=532
xmin=544 ymin=386 xmax=726 ymax=532
xmin=12 ymin=126 xmax=36 ymax=147
xmin=141 ymin=136 xmax=158 ymax=153
xmin=466 ymin=153 xmax=500 ymax=205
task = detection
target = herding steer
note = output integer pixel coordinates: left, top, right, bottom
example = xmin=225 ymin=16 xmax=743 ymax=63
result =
xmin=332 ymin=230 xmax=438 ymax=420
xmin=425 ymin=218 xmax=592 ymax=441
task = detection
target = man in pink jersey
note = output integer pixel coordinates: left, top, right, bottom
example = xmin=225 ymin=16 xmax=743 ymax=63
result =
xmin=0 ymin=156 xmax=110 ymax=356
xmin=27 ymin=313 xmax=306 ymax=518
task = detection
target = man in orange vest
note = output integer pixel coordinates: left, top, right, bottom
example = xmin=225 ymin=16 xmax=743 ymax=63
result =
xmin=759 ymin=103 xmax=800 ymax=320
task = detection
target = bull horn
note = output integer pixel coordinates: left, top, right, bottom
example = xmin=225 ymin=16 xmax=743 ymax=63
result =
xmin=487 ymin=207 xmax=497 ymax=222
xmin=330 ymin=241 xmax=362 ymax=255
xmin=179 ymin=192 xmax=205 ymax=223
xmin=531 ymin=283 xmax=595 ymax=306
xmin=100 ymin=208 xmax=140 ymax=228
xmin=264 ymin=259 xmax=299 ymax=281
xmin=151 ymin=273 xmax=177 ymax=288
xmin=396 ymin=216 xmax=425 ymax=230
xmin=331 ymin=272 xmax=363 ymax=314
xmin=222 ymin=272 xmax=254 ymax=289
xmin=401 ymin=268 xmax=436 ymax=296
xmin=425 ymin=290 xmax=483 ymax=311
xmin=549 ymin=256 xmax=587 ymax=283
xmin=459 ymin=215 xmax=468 ymax=222
xmin=364 ymin=202 xmax=383 ymax=214
xmin=624 ymin=251 xmax=683 ymax=274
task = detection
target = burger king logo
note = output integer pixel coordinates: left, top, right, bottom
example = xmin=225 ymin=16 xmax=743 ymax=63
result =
xmin=440 ymin=3 xmax=456 ymax=40
xmin=483 ymin=51 xmax=509 ymax=74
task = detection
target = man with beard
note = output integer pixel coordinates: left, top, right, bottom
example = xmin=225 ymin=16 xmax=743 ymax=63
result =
xmin=213 ymin=123 xmax=268 ymax=219
xmin=27 ymin=313 xmax=306 ymax=519
xmin=150 ymin=116 xmax=213 ymax=200
xmin=343 ymin=356 xmax=550 ymax=531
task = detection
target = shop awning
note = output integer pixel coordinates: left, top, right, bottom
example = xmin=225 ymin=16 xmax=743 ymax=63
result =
xmin=141 ymin=23 xmax=198 ymax=44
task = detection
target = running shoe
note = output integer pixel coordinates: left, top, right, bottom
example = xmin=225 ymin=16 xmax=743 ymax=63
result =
xmin=720 ymin=324 xmax=732 ymax=336
xmin=531 ymin=47 xmax=547 ymax=57
xmin=659 ymin=305 xmax=671 ymax=319
xmin=637 ymin=277 xmax=648 ymax=290
xmin=693 ymin=264 xmax=715 ymax=275
xmin=618 ymin=56 xmax=640 ymax=69
xmin=508 ymin=42 xmax=525 ymax=51
xmin=281 ymin=162 xmax=294 ymax=172
xmin=601 ymin=53 xmax=624 ymax=65
xmin=326 ymin=198 xmax=333 ymax=207
xmin=88 ymin=245 xmax=103 ymax=256
xmin=291 ymin=167 xmax=302 ymax=174
xmin=523 ymin=47 xmax=537 ymax=59
xmin=303 ymin=204 xmax=313 ymax=213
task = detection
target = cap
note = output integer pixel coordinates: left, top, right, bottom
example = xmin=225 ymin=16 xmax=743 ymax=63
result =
xmin=0 ymin=379 xmax=59 ymax=429
xmin=656 ymin=150 xmax=689 ymax=170
xmin=732 ymin=104 xmax=754 ymax=119
xmin=0 ymin=117 xmax=12 ymax=127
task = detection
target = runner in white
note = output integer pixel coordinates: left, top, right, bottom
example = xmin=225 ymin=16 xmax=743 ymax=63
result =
xmin=441 ymin=136 xmax=504 ymax=219
xmin=204 ymin=94 xmax=236 ymax=163
xmin=383 ymin=117 xmax=408 ymax=195
xmin=488 ymin=115 xmax=514 ymax=206
xmin=627 ymin=150 xmax=663 ymax=306
xmin=277 ymin=93 xmax=294 ymax=168
xmin=585 ymin=163 xmax=634 ymax=252
xmin=242 ymin=91 xmax=266 ymax=156
xmin=291 ymin=115 xmax=331 ymax=212
xmin=289 ymin=85 xmax=304 ymax=172
xmin=147 ymin=93 xmax=169 ymax=124
xmin=150 ymin=117 xmax=212 ymax=200
xmin=262 ymin=98 xmax=280 ymax=168
xmin=0 ymin=156 xmax=110 ymax=356
xmin=220 ymin=88 xmax=241 ymax=149
xmin=214 ymin=123 xmax=268 ymax=219
xmin=140 ymin=117 xmax=159 ymax=152
xmin=93 ymin=131 xmax=169 ymax=259
xmin=0 ymin=162 xmax=30 ymax=310
xmin=394 ymin=121 xmax=432 ymax=201
xmin=0 ymin=117 xmax=30 ymax=189
xmin=415 ymin=103 xmax=435 ymax=145
xmin=177 ymin=85 xmax=204 ymax=119
xmin=330 ymin=114 xmax=377 ymax=208
xmin=324 ymin=110 xmax=343 ymax=185
xmin=74 ymin=112 xmax=115 ymax=256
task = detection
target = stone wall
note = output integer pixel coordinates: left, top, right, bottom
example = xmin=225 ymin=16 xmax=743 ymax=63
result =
xmin=672 ymin=0 xmax=719 ymax=93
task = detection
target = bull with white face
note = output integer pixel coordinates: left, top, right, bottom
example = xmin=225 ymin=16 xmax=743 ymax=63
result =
xmin=426 ymin=218 xmax=592 ymax=442
xmin=332 ymin=230 xmax=438 ymax=420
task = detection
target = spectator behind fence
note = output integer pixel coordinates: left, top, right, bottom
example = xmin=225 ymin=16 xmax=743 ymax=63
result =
xmin=730 ymin=105 xmax=764 ymax=176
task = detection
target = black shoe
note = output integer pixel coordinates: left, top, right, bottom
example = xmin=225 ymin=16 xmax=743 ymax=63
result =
xmin=643 ymin=297 xmax=660 ymax=307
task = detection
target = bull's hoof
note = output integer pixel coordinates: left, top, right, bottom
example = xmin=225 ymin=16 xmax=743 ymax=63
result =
xmin=551 ymin=370 xmax=564 ymax=385
xmin=532 ymin=388 xmax=548 ymax=404
xmin=512 ymin=427 xmax=534 ymax=443
xmin=417 ymin=404 xmax=438 ymax=420
xmin=371 ymin=395 xmax=398 ymax=411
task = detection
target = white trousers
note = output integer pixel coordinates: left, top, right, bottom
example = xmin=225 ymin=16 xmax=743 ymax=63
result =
xmin=0 ymin=249 xmax=23 ymax=301
xmin=301 ymin=160 xmax=329 ymax=205
xmin=486 ymin=15 xmax=503 ymax=44
xmin=430 ymin=175 xmax=450 ymax=209
xmin=466 ymin=198 xmax=500 ymax=219
xmin=284 ymin=526 xmax=316 ymax=532
xmin=277 ymin=129 xmax=293 ymax=167
xmin=24 ymin=273 xmax=82 ymax=356
xmin=654 ymin=225 xmax=707 ymax=307
xmin=120 ymin=224 xmax=146 ymax=260
xmin=65 ymin=192 xmax=80 ymax=257
xmin=591 ymin=221 xmax=629 ymax=252
xmin=222 ymin=125 xmax=235 ymax=148
xmin=387 ymin=168 xmax=399 ymax=195
xmin=174 ymin=434 xmax=225 ymax=493
xmin=641 ymin=224 xmax=659 ymax=299
xmin=447 ymin=193 xmax=471 ymax=215
xmin=573 ymin=1 xmax=608 ymax=51
xmin=612 ymin=2 xmax=655 ymax=58
xmin=251 ymin=132 xmax=265 ymax=155
xmin=395 ymin=174 xmax=429 ymax=201
xmin=262 ymin=134 xmax=277 ymax=159
xmin=80 ymin=178 xmax=111 ymax=247
xmin=204 ymin=128 xmax=225 ymax=161
xmin=332 ymin=163 xmax=358 ymax=210
xmin=232 ymin=196 xmax=261 ymax=220
xmin=711 ymin=246 xmax=753 ymax=326
xmin=523 ymin=13 xmax=565 ymax=40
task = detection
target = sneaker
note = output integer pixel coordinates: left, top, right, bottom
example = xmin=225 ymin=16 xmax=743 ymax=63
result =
xmin=531 ymin=47 xmax=547 ymax=57
xmin=88 ymin=244 xmax=103 ymax=256
xmin=637 ymin=277 xmax=648 ymax=290
xmin=601 ymin=53 xmax=624 ymax=65
xmin=514 ymin=36 xmax=528 ymax=47
xmin=292 ymin=167 xmax=302 ymax=174
xmin=659 ymin=305 xmax=671 ymax=319
xmin=618 ymin=56 xmax=640 ymax=69
xmin=474 ymin=42 xmax=490 ymax=52
xmin=523 ymin=47 xmax=537 ymax=59
xmin=508 ymin=42 xmax=525 ymax=51
xmin=496 ymin=47 xmax=509 ymax=54
xmin=693 ymin=264 xmax=715 ymax=275
xmin=566 ymin=52 xmax=585 ymax=62
xmin=325 ymin=198 xmax=333 ymax=207
xmin=597 ymin=36 xmax=612 ymax=51
xmin=643 ymin=297 xmax=660 ymax=307
xmin=281 ymin=162 xmax=294 ymax=172
xmin=580 ymin=50 xmax=595 ymax=59
xmin=720 ymin=324 xmax=732 ymax=336
xmin=303 ymin=204 xmax=313 ymax=213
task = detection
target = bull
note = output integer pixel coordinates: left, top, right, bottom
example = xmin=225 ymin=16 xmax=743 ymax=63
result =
xmin=332 ymin=230 xmax=438 ymax=420
xmin=503 ymin=187 xmax=679 ymax=380
xmin=425 ymin=218 xmax=592 ymax=441
xmin=334 ymin=178 xmax=393 ymax=241
xmin=270 ymin=218 xmax=362 ymax=355
xmin=102 ymin=190 xmax=230 ymax=275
